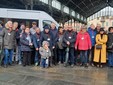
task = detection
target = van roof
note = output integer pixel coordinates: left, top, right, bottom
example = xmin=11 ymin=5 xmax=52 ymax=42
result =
xmin=0 ymin=8 xmax=54 ymax=20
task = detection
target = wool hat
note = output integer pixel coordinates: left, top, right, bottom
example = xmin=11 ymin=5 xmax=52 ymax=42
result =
xmin=43 ymin=25 xmax=50 ymax=30
xmin=42 ymin=41 xmax=49 ymax=47
xmin=100 ymin=28 xmax=104 ymax=32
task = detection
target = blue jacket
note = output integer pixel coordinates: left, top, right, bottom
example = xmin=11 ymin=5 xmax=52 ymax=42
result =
xmin=33 ymin=32 xmax=42 ymax=48
xmin=20 ymin=32 xmax=33 ymax=51
xmin=87 ymin=27 xmax=97 ymax=46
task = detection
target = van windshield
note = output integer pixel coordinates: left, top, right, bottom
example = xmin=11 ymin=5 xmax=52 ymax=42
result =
xmin=43 ymin=20 xmax=52 ymax=27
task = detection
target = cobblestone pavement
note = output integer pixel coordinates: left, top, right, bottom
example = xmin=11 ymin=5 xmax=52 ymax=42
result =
xmin=0 ymin=64 xmax=113 ymax=85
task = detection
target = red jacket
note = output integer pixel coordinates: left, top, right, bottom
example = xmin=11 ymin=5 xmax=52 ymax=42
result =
xmin=75 ymin=31 xmax=92 ymax=50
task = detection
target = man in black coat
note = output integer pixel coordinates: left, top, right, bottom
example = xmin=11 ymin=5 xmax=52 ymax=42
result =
xmin=63 ymin=25 xmax=76 ymax=67
xmin=50 ymin=23 xmax=58 ymax=65
xmin=16 ymin=23 xmax=25 ymax=65
xmin=40 ymin=25 xmax=53 ymax=49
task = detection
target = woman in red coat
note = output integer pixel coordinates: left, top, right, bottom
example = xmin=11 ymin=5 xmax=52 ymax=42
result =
xmin=75 ymin=25 xmax=91 ymax=68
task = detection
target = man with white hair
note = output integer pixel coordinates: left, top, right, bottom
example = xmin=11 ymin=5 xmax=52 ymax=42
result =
xmin=87 ymin=24 xmax=97 ymax=65
xmin=50 ymin=22 xmax=58 ymax=65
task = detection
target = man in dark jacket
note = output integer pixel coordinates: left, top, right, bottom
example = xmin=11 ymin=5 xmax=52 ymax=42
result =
xmin=63 ymin=25 xmax=76 ymax=67
xmin=50 ymin=23 xmax=58 ymax=65
xmin=16 ymin=23 xmax=25 ymax=65
xmin=40 ymin=25 xmax=53 ymax=49
xmin=33 ymin=27 xmax=41 ymax=66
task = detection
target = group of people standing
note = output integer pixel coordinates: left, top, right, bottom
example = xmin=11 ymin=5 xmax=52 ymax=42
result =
xmin=0 ymin=20 xmax=113 ymax=69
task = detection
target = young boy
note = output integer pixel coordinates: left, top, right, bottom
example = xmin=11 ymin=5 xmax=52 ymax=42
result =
xmin=39 ymin=41 xmax=51 ymax=68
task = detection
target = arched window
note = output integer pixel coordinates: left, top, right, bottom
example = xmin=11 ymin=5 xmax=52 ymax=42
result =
xmin=71 ymin=11 xmax=75 ymax=17
xmin=39 ymin=0 xmax=48 ymax=4
xmin=63 ymin=6 xmax=69 ymax=14
xmin=52 ymin=0 xmax=61 ymax=10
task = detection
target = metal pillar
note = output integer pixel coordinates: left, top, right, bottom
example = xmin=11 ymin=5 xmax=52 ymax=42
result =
xmin=61 ymin=4 xmax=65 ymax=25
xmin=25 ymin=5 xmax=28 ymax=10
xmin=30 ymin=0 xmax=34 ymax=10
xmin=48 ymin=0 xmax=53 ymax=16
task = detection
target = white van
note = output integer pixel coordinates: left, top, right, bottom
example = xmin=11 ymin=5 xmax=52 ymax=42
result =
xmin=0 ymin=8 xmax=59 ymax=30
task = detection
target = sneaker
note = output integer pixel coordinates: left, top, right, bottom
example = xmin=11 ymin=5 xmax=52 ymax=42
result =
xmin=58 ymin=61 xmax=61 ymax=64
xmin=4 ymin=64 xmax=8 ymax=68
xmin=64 ymin=63 xmax=67 ymax=67
xmin=23 ymin=64 xmax=26 ymax=67
xmin=100 ymin=65 xmax=103 ymax=68
xmin=97 ymin=65 xmax=99 ymax=68
xmin=71 ymin=64 xmax=74 ymax=68
xmin=18 ymin=61 xmax=22 ymax=65
xmin=91 ymin=63 xmax=94 ymax=67
xmin=35 ymin=62 xmax=38 ymax=66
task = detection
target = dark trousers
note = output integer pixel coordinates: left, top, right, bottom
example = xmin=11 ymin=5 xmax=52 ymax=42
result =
xmin=65 ymin=47 xmax=75 ymax=65
xmin=90 ymin=46 xmax=95 ymax=63
xmin=52 ymin=48 xmax=58 ymax=65
xmin=22 ymin=51 xmax=31 ymax=66
xmin=87 ymin=46 xmax=94 ymax=64
xmin=58 ymin=49 xmax=65 ymax=63
xmin=31 ymin=49 xmax=35 ymax=64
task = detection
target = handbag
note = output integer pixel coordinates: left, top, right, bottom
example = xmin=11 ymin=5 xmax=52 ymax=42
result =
xmin=96 ymin=44 xmax=102 ymax=49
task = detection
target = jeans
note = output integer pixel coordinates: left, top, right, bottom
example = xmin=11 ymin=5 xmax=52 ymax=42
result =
xmin=4 ymin=49 xmax=14 ymax=65
xmin=108 ymin=53 xmax=113 ymax=66
xmin=40 ymin=58 xmax=48 ymax=68
xmin=80 ymin=50 xmax=88 ymax=64
xmin=35 ymin=51 xmax=39 ymax=63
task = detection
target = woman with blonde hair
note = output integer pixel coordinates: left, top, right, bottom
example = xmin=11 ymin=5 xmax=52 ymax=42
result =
xmin=1 ymin=21 xmax=16 ymax=68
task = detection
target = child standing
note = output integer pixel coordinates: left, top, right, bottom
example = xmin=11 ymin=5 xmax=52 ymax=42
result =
xmin=39 ymin=41 xmax=51 ymax=68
